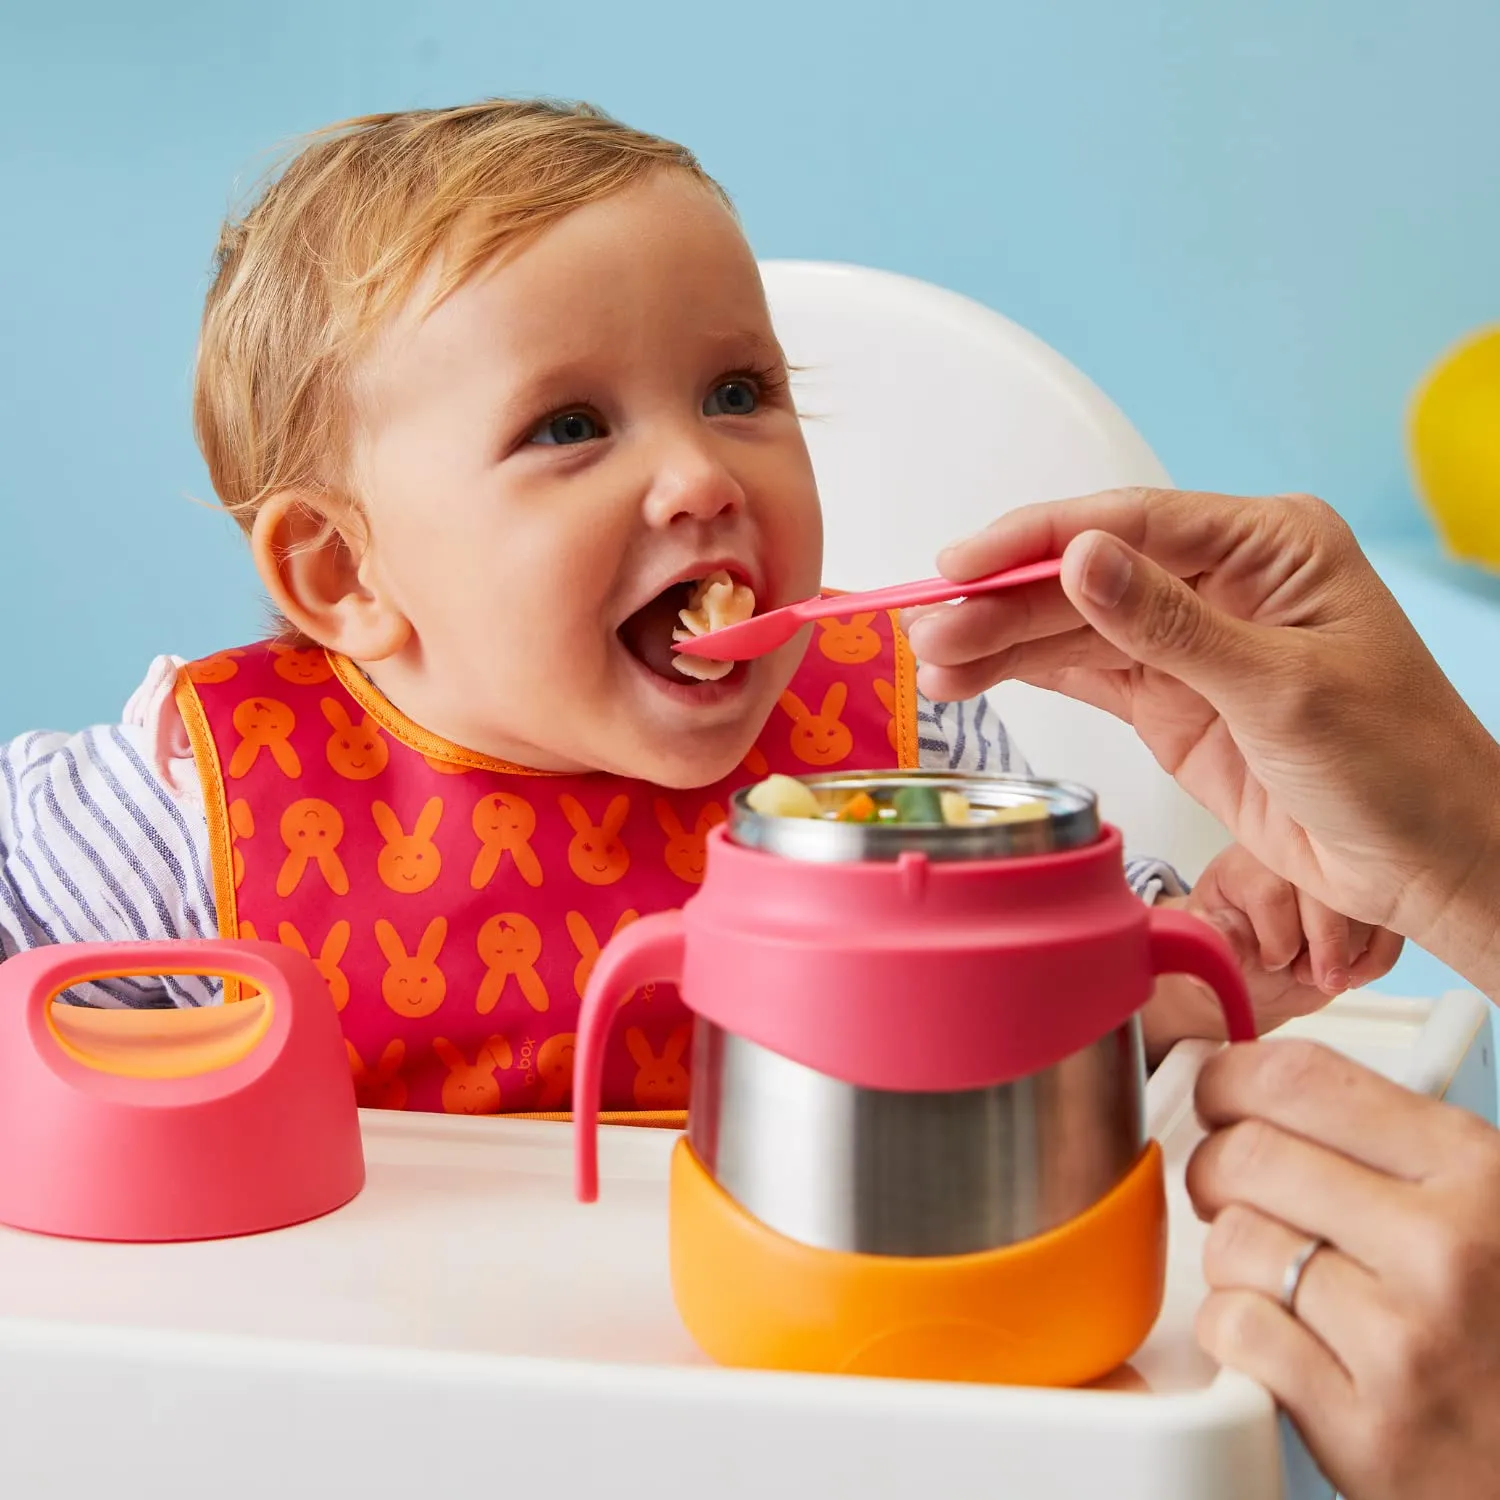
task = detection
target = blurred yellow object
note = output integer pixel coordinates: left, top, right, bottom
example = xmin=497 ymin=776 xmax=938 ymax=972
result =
xmin=1409 ymin=325 xmax=1500 ymax=571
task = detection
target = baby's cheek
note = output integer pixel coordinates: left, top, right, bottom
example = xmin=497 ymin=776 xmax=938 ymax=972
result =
xmin=761 ymin=633 xmax=811 ymax=707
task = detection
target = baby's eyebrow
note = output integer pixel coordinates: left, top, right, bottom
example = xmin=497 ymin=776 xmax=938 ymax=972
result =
xmin=699 ymin=330 xmax=785 ymax=367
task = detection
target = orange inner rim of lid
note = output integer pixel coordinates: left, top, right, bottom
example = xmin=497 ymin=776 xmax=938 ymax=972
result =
xmin=47 ymin=992 xmax=273 ymax=1079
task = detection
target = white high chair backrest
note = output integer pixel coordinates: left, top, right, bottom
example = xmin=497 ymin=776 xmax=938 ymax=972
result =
xmin=760 ymin=260 xmax=1230 ymax=879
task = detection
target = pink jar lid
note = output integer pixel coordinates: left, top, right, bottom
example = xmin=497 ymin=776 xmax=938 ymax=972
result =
xmin=0 ymin=940 xmax=364 ymax=1241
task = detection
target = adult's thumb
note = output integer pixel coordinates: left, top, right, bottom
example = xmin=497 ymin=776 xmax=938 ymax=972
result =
xmin=1062 ymin=530 xmax=1259 ymax=701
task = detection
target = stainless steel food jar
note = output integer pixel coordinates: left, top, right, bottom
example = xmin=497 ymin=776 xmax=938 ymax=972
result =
xmin=686 ymin=771 xmax=1147 ymax=1258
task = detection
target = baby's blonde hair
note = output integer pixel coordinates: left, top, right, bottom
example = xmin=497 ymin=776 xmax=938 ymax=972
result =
xmin=194 ymin=99 xmax=728 ymax=535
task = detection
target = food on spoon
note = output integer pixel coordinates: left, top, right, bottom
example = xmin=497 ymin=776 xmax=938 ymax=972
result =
xmin=672 ymin=571 xmax=756 ymax=681
xmin=745 ymin=773 xmax=822 ymax=819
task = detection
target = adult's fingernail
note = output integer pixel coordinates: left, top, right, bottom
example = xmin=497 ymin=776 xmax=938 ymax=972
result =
xmin=936 ymin=539 xmax=968 ymax=571
xmin=1078 ymin=533 xmax=1133 ymax=609
xmin=1323 ymin=967 xmax=1350 ymax=993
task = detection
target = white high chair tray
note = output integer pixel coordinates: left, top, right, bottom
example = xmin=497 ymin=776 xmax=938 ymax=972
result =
xmin=0 ymin=990 xmax=1486 ymax=1500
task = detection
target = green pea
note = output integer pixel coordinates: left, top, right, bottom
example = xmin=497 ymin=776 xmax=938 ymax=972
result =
xmin=892 ymin=785 xmax=944 ymax=824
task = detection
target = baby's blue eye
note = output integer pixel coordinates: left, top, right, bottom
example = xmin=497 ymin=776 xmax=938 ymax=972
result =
xmin=532 ymin=411 xmax=601 ymax=446
xmin=704 ymin=380 xmax=758 ymax=417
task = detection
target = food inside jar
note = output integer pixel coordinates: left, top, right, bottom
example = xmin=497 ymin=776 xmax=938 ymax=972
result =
xmin=745 ymin=774 xmax=821 ymax=818
xmin=745 ymin=775 xmax=1050 ymax=827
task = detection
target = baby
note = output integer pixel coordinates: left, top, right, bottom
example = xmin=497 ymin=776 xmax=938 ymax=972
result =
xmin=0 ymin=100 xmax=1400 ymax=1114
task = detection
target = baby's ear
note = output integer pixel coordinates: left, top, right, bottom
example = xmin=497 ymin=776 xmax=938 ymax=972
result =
xmin=251 ymin=491 xmax=411 ymax=663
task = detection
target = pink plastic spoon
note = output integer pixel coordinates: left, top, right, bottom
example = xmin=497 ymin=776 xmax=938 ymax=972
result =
xmin=672 ymin=557 xmax=1063 ymax=662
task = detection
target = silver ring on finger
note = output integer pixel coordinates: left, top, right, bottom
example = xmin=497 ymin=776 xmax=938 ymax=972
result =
xmin=1279 ymin=1235 xmax=1326 ymax=1316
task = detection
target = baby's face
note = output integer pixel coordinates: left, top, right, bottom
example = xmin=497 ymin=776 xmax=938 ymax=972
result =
xmin=351 ymin=172 xmax=821 ymax=785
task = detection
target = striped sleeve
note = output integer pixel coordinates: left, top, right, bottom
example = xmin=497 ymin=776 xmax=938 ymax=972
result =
xmin=0 ymin=671 xmax=221 ymax=1008
xmin=1124 ymin=857 xmax=1189 ymax=905
xmin=917 ymin=691 xmax=1188 ymax=903
xmin=915 ymin=692 xmax=1031 ymax=776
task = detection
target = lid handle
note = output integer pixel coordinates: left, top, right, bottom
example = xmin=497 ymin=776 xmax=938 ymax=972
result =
xmin=1147 ymin=908 xmax=1257 ymax=1042
xmin=6 ymin=938 xmax=316 ymax=1022
xmin=573 ymin=911 xmax=686 ymax=1202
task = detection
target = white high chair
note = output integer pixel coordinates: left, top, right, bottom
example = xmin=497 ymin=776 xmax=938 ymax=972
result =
xmin=0 ymin=265 xmax=1489 ymax=1500
xmin=760 ymin=259 xmax=1231 ymax=880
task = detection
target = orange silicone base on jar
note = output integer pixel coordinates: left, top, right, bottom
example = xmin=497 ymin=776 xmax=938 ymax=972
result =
xmin=669 ymin=1136 xmax=1166 ymax=1387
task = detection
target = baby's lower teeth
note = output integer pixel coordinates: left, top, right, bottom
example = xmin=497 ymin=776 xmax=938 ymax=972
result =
xmin=672 ymin=569 xmax=755 ymax=681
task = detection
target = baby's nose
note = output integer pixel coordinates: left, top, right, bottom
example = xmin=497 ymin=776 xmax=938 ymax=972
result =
xmin=641 ymin=448 xmax=745 ymax=528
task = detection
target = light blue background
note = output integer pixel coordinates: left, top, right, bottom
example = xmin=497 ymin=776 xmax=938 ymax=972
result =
xmin=2 ymin=2 xmax=1498 ymax=1005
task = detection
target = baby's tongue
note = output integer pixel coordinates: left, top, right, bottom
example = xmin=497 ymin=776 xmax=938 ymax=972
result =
xmin=619 ymin=583 xmax=692 ymax=679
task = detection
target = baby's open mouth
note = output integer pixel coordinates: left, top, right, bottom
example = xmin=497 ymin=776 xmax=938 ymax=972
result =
xmin=618 ymin=571 xmax=756 ymax=683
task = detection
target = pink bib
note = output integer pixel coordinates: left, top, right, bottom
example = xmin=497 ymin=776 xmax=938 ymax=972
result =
xmin=176 ymin=611 xmax=918 ymax=1117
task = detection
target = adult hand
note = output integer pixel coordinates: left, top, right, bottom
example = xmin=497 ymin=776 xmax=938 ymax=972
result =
xmin=1189 ymin=1038 xmax=1500 ymax=1500
xmin=905 ymin=489 xmax=1500 ymax=991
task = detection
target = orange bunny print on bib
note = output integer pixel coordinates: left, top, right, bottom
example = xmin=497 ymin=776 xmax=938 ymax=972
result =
xmin=277 ymin=799 xmax=348 ymax=896
xmin=375 ymin=916 xmax=448 ymax=1018
xmin=176 ymin=606 xmax=917 ymax=1116
xmin=471 ymin=792 xmax=542 ymax=889
xmin=374 ymin=797 xmax=444 ymax=893
xmin=566 ymin=908 xmax=640 ymax=1001
xmin=228 ymin=800 xmax=255 ymax=889
xmin=560 ymin=793 xmax=630 ymax=885
xmin=781 ymin=682 xmax=854 ymax=767
xmin=477 ymin=912 xmax=548 ymax=1014
xmin=626 ymin=1023 xmax=692 ymax=1109
xmin=434 ymin=1036 xmax=512 ymax=1114
xmin=272 ymin=645 xmax=334 ymax=686
xmin=279 ymin=919 xmax=351 ymax=1011
xmin=186 ymin=649 xmax=244 ymax=686
xmin=348 ymin=1038 xmax=408 ymax=1109
xmin=535 ymin=1033 xmax=576 ymax=1110
xmin=655 ymin=798 xmax=725 ymax=884
xmin=231 ymin=698 xmax=301 ymax=779
xmin=819 ymin=613 xmax=882 ymax=665
xmin=322 ymin=698 xmax=389 ymax=780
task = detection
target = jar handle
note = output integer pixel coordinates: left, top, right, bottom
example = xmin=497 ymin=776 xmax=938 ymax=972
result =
xmin=1147 ymin=907 xmax=1257 ymax=1043
xmin=573 ymin=911 xmax=687 ymax=1202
